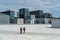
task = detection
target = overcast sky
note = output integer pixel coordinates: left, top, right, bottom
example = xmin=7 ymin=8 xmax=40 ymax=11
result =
xmin=0 ymin=0 xmax=60 ymax=17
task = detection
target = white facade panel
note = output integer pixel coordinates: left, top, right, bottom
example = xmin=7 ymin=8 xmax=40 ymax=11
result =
xmin=52 ymin=19 xmax=60 ymax=28
xmin=17 ymin=18 xmax=24 ymax=24
xmin=0 ymin=13 xmax=10 ymax=24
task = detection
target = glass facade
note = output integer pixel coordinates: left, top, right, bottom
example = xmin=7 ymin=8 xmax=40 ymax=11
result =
xmin=10 ymin=11 xmax=15 ymax=19
xmin=43 ymin=13 xmax=52 ymax=18
xmin=30 ymin=10 xmax=43 ymax=18
xmin=19 ymin=8 xmax=30 ymax=24
xmin=10 ymin=11 xmax=16 ymax=24
xmin=34 ymin=18 xmax=45 ymax=24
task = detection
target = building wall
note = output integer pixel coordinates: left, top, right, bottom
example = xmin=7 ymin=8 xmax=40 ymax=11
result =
xmin=52 ymin=19 xmax=60 ymax=28
xmin=0 ymin=13 xmax=10 ymax=24
xmin=31 ymin=18 xmax=36 ymax=24
xmin=31 ymin=15 xmax=35 ymax=19
xmin=34 ymin=18 xmax=45 ymax=24
xmin=44 ymin=18 xmax=51 ymax=24
xmin=31 ymin=15 xmax=35 ymax=24
xmin=25 ymin=19 xmax=31 ymax=24
xmin=31 ymin=18 xmax=45 ymax=24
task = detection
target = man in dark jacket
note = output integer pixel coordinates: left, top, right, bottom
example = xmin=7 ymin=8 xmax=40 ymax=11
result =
xmin=23 ymin=27 xmax=25 ymax=33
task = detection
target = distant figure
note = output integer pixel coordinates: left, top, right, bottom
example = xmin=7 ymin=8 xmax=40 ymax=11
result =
xmin=23 ymin=27 xmax=25 ymax=33
xmin=20 ymin=27 xmax=22 ymax=34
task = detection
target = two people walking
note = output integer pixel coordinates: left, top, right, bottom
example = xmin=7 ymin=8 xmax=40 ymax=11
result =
xmin=20 ymin=27 xmax=25 ymax=34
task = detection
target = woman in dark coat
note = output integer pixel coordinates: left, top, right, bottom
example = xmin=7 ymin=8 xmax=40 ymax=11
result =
xmin=20 ymin=27 xmax=22 ymax=33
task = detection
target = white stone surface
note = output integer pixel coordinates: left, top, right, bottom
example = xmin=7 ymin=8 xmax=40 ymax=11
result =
xmin=0 ymin=24 xmax=60 ymax=40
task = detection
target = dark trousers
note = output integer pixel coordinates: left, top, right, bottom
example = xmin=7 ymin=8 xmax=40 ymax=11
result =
xmin=20 ymin=30 xmax=22 ymax=33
